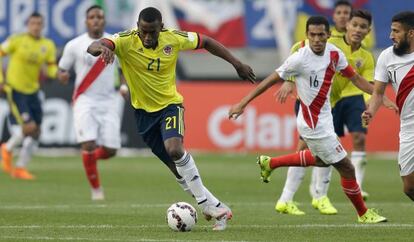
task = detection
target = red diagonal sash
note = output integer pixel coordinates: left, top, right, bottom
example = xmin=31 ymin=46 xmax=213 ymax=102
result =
xmin=72 ymin=57 xmax=106 ymax=102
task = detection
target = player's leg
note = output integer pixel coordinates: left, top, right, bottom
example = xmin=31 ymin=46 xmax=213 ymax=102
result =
xmin=276 ymin=139 xmax=307 ymax=215
xmin=13 ymin=91 xmax=43 ymax=180
xmin=161 ymin=105 xmax=230 ymax=230
xmin=345 ymin=95 xmax=368 ymax=199
xmin=95 ymin=108 xmax=121 ymax=160
xmin=1 ymin=89 xmax=26 ymax=173
xmin=398 ymin=138 xmax=414 ymax=201
xmin=73 ymin=103 xmax=103 ymax=200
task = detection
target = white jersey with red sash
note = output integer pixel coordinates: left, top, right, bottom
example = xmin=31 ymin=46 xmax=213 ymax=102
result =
xmin=59 ymin=32 xmax=118 ymax=104
xmin=375 ymin=46 xmax=414 ymax=175
xmin=276 ymin=43 xmax=355 ymax=140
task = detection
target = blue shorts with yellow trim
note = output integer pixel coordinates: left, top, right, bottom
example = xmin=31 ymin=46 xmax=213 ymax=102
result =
xmin=332 ymin=95 xmax=367 ymax=137
xmin=134 ymin=104 xmax=185 ymax=165
xmin=7 ymin=89 xmax=43 ymax=125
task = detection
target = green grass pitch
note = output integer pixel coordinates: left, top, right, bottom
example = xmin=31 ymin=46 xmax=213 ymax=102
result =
xmin=0 ymin=153 xmax=412 ymax=241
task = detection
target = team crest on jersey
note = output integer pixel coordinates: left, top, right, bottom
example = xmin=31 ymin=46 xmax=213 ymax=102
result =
xmin=163 ymin=45 xmax=173 ymax=56
xmin=355 ymin=59 xmax=362 ymax=68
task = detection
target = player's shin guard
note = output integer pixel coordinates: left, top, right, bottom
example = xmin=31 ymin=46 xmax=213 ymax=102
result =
xmin=341 ymin=177 xmax=367 ymax=216
xmin=270 ymin=150 xmax=316 ymax=169
xmin=16 ymin=137 xmax=38 ymax=168
xmin=279 ymin=167 xmax=306 ymax=202
xmin=312 ymin=166 xmax=333 ymax=199
xmin=82 ymin=151 xmax=100 ymax=189
xmin=174 ymin=152 xmax=207 ymax=206
xmin=94 ymin=147 xmax=112 ymax=160
xmin=351 ymin=151 xmax=367 ymax=188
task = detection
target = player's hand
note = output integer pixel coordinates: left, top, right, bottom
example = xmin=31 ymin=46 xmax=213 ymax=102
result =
xmin=57 ymin=70 xmax=70 ymax=84
xmin=228 ymin=103 xmax=245 ymax=120
xmin=100 ymin=46 xmax=115 ymax=65
xmin=274 ymin=81 xmax=295 ymax=103
xmin=382 ymin=96 xmax=399 ymax=113
xmin=235 ymin=62 xmax=256 ymax=83
xmin=361 ymin=110 xmax=372 ymax=127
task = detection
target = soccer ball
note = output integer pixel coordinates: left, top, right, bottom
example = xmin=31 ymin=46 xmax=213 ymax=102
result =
xmin=166 ymin=202 xmax=197 ymax=232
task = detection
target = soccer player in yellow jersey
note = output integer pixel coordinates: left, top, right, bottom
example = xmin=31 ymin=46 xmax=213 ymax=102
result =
xmin=87 ymin=7 xmax=255 ymax=231
xmin=331 ymin=0 xmax=375 ymax=50
xmin=0 ymin=12 xmax=57 ymax=179
xmin=273 ymin=10 xmax=376 ymax=215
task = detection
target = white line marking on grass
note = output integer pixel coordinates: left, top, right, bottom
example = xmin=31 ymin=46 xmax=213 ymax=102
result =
xmin=0 ymin=223 xmax=413 ymax=230
xmin=0 ymin=236 xmax=249 ymax=242
xmin=0 ymin=202 xmax=412 ymax=210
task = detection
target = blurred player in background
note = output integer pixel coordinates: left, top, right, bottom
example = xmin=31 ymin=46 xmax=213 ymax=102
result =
xmin=362 ymin=11 xmax=414 ymax=202
xmin=87 ymin=7 xmax=255 ymax=230
xmin=274 ymin=9 xmax=375 ymax=216
xmin=229 ymin=16 xmax=390 ymax=223
xmin=57 ymin=5 xmax=128 ymax=201
xmin=0 ymin=12 xmax=57 ymax=180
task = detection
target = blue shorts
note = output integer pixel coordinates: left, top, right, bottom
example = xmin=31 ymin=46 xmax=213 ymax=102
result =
xmin=332 ymin=95 xmax=367 ymax=137
xmin=7 ymin=89 xmax=42 ymax=125
xmin=134 ymin=104 xmax=185 ymax=165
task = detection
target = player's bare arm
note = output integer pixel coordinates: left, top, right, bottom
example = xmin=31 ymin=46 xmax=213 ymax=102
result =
xmin=229 ymin=71 xmax=280 ymax=119
xmin=361 ymin=81 xmax=389 ymax=126
xmin=275 ymin=80 xmax=295 ymax=104
xmin=351 ymin=74 xmax=398 ymax=111
xmin=202 ymin=35 xmax=256 ymax=83
xmin=87 ymin=39 xmax=115 ymax=65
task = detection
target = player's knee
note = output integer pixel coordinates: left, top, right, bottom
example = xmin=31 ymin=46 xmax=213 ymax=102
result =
xmin=166 ymin=146 xmax=185 ymax=161
xmin=352 ymin=132 xmax=366 ymax=150
xmin=333 ymin=158 xmax=355 ymax=178
xmin=81 ymin=142 xmax=96 ymax=152
xmin=403 ymin=185 xmax=414 ymax=201
xmin=105 ymin=148 xmax=117 ymax=158
xmin=22 ymin=122 xmax=38 ymax=137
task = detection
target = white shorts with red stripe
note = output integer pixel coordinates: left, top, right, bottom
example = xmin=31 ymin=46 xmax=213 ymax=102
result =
xmin=73 ymin=100 xmax=121 ymax=149
xmin=302 ymin=134 xmax=347 ymax=165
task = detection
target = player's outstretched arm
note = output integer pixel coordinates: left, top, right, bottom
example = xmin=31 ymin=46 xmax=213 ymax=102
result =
xmin=87 ymin=39 xmax=115 ymax=65
xmin=229 ymin=72 xmax=281 ymax=120
xmin=362 ymin=81 xmax=388 ymax=126
xmin=202 ymin=36 xmax=256 ymax=83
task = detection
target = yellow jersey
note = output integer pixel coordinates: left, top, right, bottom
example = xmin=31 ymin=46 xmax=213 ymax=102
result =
xmin=109 ymin=29 xmax=200 ymax=112
xmin=0 ymin=33 xmax=57 ymax=94
xmin=330 ymin=26 xmax=375 ymax=50
xmin=328 ymin=36 xmax=374 ymax=106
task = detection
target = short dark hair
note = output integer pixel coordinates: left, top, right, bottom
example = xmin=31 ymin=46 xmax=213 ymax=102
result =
xmin=351 ymin=9 xmax=372 ymax=25
xmin=86 ymin=5 xmax=103 ymax=16
xmin=138 ymin=7 xmax=162 ymax=23
xmin=306 ymin=16 xmax=330 ymax=32
xmin=392 ymin=11 xmax=414 ymax=31
xmin=28 ymin=12 xmax=43 ymax=20
xmin=334 ymin=0 xmax=353 ymax=10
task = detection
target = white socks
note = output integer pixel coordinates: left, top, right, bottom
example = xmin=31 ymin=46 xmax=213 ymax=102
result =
xmin=176 ymin=177 xmax=220 ymax=207
xmin=5 ymin=125 xmax=24 ymax=151
xmin=351 ymin=151 xmax=367 ymax=189
xmin=279 ymin=167 xmax=306 ymax=202
xmin=16 ymin=137 xmax=38 ymax=168
xmin=310 ymin=166 xmax=333 ymax=199
xmin=175 ymin=152 xmax=208 ymax=207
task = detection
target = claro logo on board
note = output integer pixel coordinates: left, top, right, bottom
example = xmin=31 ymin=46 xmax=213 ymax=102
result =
xmin=207 ymin=105 xmax=297 ymax=150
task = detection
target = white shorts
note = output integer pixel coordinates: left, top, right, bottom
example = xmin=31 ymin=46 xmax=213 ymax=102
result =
xmin=73 ymin=103 xmax=121 ymax=149
xmin=398 ymin=128 xmax=414 ymax=176
xmin=303 ymin=134 xmax=347 ymax=165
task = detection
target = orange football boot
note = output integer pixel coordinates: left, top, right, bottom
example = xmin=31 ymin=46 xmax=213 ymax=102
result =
xmin=1 ymin=143 xmax=13 ymax=174
xmin=12 ymin=168 xmax=35 ymax=180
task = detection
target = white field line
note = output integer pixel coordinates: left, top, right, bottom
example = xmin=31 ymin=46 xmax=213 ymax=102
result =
xmin=0 ymin=202 xmax=412 ymax=210
xmin=0 ymin=236 xmax=250 ymax=242
xmin=0 ymin=224 xmax=413 ymax=230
